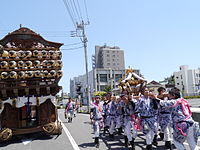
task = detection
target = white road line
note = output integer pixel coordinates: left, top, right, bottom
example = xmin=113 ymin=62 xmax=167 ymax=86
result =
xmin=21 ymin=139 xmax=33 ymax=145
xmin=58 ymin=117 xmax=80 ymax=150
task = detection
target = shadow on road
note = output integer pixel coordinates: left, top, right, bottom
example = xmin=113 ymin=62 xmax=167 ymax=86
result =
xmin=0 ymin=132 xmax=56 ymax=147
xmin=79 ymin=141 xmax=95 ymax=148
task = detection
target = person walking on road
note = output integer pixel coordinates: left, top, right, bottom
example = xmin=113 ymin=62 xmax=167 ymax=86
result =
xmin=159 ymin=87 xmax=200 ymax=150
xmin=107 ymin=96 xmax=117 ymax=139
xmin=157 ymin=87 xmax=173 ymax=149
xmin=135 ymin=87 xmax=159 ymax=150
xmin=65 ymin=97 xmax=75 ymax=123
xmin=91 ymin=96 xmax=103 ymax=148
xmin=121 ymin=93 xmax=137 ymax=150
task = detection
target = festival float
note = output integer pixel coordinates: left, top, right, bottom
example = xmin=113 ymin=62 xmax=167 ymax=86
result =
xmin=0 ymin=27 xmax=63 ymax=141
xmin=118 ymin=68 xmax=147 ymax=95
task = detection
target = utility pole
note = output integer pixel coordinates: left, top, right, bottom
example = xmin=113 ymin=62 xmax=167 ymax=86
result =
xmin=71 ymin=21 xmax=90 ymax=113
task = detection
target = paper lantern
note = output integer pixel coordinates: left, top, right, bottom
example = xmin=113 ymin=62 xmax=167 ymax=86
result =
xmin=1 ymin=72 xmax=8 ymax=79
xmin=33 ymin=60 xmax=41 ymax=67
xmin=18 ymin=71 xmax=26 ymax=79
xmin=50 ymin=70 xmax=56 ymax=77
xmin=56 ymin=70 xmax=63 ymax=78
xmin=25 ymin=51 xmax=32 ymax=57
xmin=35 ymin=70 xmax=42 ymax=78
xmin=2 ymin=50 xmax=9 ymax=57
xmin=43 ymin=70 xmax=49 ymax=78
xmin=0 ymin=61 xmax=8 ymax=68
xmin=9 ymin=71 xmax=17 ymax=79
xmin=9 ymin=61 xmax=17 ymax=68
xmin=18 ymin=61 xmax=24 ymax=68
xmin=9 ymin=51 xmax=17 ymax=57
xmin=41 ymin=50 xmax=47 ymax=57
xmin=26 ymin=71 xmax=34 ymax=78
xmin=17 ymin=50 xmax=25 ymax=58
xmin=33 ymin=50 xmax=40 ymax=57
xmin=25 ymin=61 xmax=33 ymax=67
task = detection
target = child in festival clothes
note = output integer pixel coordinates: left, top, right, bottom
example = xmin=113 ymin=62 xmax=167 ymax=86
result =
xmin=158 ymin=87 xmax=200 ymax=150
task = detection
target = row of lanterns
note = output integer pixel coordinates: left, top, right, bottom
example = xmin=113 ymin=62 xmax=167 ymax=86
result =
xmin=0 ymin=70 xmax=63 ymax=79
xmin=0 ymin=50 xmax=62 ymax=58
xmin=0 ymin=60 xmax=62 ymax=68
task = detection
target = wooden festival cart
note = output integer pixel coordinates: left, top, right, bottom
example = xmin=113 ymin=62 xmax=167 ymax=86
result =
xmin=0 ymin=27 xmax=63 ymax=141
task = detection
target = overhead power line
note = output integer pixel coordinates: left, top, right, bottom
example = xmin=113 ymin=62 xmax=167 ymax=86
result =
xmin=84 ymin=0 xmax=90 ymax=23
xmin=61 ymin=46 xmax=84 ymax=51
xmin=63 ymin=42 xmax=82 ymax=47
xmin=63 ymin=0 xmax=77 ymax=28
xmin=72 ymin=0 xmax=82 ymax=23
xmin=76 ymin=0 xmax=83 ymax=21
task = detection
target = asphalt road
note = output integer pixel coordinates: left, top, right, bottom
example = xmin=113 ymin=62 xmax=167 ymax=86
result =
xmin=0 ymin=107 xmax=200 ymax=150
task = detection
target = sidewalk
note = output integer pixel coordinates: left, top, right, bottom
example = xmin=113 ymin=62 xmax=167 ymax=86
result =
xmin=191 ymin=107 xmax=200 ymax=124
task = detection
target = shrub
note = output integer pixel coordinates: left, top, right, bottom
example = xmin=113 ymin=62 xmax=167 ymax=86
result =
xmin=184 ymin=95 xmax=200 ymax=99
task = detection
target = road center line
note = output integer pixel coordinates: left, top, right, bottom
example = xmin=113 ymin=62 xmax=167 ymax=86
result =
xmin=58 ymin=117 xmax=80 ymax=150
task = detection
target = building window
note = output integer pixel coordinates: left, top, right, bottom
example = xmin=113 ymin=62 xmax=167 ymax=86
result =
xmin=100 ymin=74 xmax=107 ymax=82
xmin=112 ymin=55 xmax=115 ymax=57
xmin=176 ymin=76 xmax=179 ymax=79
xmin=100 ymin=85 xmax=106 ymax=91
xmin=107 ymin=54 xmax=110 ymax=57
xmin=177 ymin=83 xmax=179 ymax=85
xmin=96 ymin=74 xmax=99 ymax=82
xmin=107 ymin=63 xmax=110 ymax=66
xmin=115 ymin=74 xmax=122 ymax=81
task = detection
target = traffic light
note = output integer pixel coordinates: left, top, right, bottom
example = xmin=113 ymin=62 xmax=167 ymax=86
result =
xmin=76 ymin=84 xmax=82 ymax=95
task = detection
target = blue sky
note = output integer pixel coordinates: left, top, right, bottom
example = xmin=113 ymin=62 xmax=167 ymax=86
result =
xmin=1 ymin=0 xmax=200 ymax=93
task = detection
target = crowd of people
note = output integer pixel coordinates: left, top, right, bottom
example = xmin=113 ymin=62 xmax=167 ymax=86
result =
xmin=90 ymin=87 xmax=200 ymax=150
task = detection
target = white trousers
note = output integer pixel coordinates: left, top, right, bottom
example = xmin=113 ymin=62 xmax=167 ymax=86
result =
xmin=109 ymin=120 xmax=115 ymax=135
xmin=173 ymin=124 xmax=199 ymax=150
xmin=124 ymin=121 xmax=137 ymax=142
xmin=146 ymin=129 xmax=155 ymax=145
xmin=116 ymin=116 xmax=122 ymax=128
xmin=94 ymin=121 xmax=100 ymax=137
xmin=164 ymin=124 xmax=172 ymax=141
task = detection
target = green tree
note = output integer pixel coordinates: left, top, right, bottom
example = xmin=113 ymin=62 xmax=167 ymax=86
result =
xmin=103 ymin=85 xmax=112 ymax=93
xmin=93 ymin=91 xmax=107 ymax=97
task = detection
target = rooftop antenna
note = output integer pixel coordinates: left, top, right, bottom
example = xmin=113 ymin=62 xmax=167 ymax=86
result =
xmin=20 ymin=24 xmax=22 ymax=28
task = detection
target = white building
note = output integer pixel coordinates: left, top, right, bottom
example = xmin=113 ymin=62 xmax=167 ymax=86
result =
xmin=95 ymin=45 xmax=125 ymax=70
xmin=174 ymin=65 xmax=200 ymax=96
xmin=69 ymin=68 xmax=125 ymax=104
xmin=70 ymin=45 xmax=142 ymax=104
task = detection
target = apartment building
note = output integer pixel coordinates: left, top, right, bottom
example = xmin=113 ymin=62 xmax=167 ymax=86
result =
xmin=174 ymin=65 xmax=200 ymax=96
